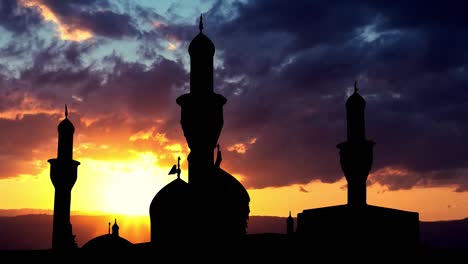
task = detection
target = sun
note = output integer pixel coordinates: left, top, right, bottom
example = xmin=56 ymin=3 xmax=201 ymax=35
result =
xmin=72 ymin=151 xmax=186 ymax=216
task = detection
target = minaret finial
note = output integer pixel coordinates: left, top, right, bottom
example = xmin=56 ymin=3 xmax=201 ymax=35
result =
xmin=177 ymin=156 xmax=181 ymax=179
xmin=65 ymin=104 xmax=68 ymax=118
xmin=289 ymin=210 xmax=291 ymax=217
xmin=215 ymin=144 xmax=222 ymax=167
xmin=354 ymin=80 xmax=358 ymax=93
xmin=108 ymin=222 xmax=110 ymax=234
xmin=199 ymin=14 xmax=203 ymax=32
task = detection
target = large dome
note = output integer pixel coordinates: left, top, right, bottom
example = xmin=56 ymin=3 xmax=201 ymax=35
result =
xmin=150 ymin=178 xmax=189 ymax=211
xmin=209 ymin=167 xmax=250 ymax=236
xmin=150 ymin=177 xmax=189 ymax=244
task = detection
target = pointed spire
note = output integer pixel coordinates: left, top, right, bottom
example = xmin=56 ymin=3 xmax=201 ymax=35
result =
xmin=108 ymin=222 xmax=110 ymax=234
xmin=177 ymin=156 xmax=181 ymax=179
xmin=354 ymin=80 xmax=358 ymax=93
xmin=65 ymin=104 xmax=68 ymax=118
xmin=199 ymin=14 xmax=203 ymax=33
xmin=215 ymin=144 xmax=222 ymax=167
xmin=289 ymin=210 xmax=291 ymax=217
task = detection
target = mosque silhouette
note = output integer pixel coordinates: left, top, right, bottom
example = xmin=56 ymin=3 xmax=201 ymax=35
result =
xmin=17 ymin=15 xmax=422 ymax=258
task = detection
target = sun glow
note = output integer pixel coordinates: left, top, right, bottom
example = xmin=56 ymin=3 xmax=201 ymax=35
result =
xmin=19 ymin=0 xmax=93 ymax=41
xmin=74 ymin=151 xmax=187 ymax=216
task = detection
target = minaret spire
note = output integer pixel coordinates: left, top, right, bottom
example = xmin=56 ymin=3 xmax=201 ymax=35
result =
xmin=48 ymin=104 xmax=80 ymax=251
xmin=354 ymin=80 xmax=358 ymax=93
xmin=199 ymin=14 xmax=203 ymax=33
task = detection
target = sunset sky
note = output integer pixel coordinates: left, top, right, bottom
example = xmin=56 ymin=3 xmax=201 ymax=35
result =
xmin=1 ymin=0 xmax=468 ymax=227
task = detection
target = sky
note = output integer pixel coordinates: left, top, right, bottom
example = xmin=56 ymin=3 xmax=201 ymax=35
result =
xmin=0 ymin=0 xmax=468 ymax=223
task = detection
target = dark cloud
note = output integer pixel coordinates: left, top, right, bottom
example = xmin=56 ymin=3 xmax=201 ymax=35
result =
xmin=33 ymin=0 xmax=139 ymax=39
xmin=0 ymin=0 xmax=42 ymax=35
xmin=195 ymin=0 xmax=468 ymax=190
xmin=1 ymin=0 xmax=468 ymax=193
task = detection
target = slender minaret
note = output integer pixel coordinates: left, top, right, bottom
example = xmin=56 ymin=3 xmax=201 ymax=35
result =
xmin=48 ymin=105 xmax=80 ymax=250
xmin=286 ymin=211 xmax=294 ymax=235
xmin=176 ymin=14 xmax=226 ymax=187
xmin=337 ymin=82 xmax=375 ymax=206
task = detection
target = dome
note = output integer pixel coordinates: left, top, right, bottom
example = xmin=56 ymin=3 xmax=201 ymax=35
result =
xmin=188 ymin=15 xmax=215 ymax=57
xmin=210 ymin=167 xmax=251 ymax=235
xmin=150 ymin=178 xmax=189 ymax=211
xmin=188 ymin=33 xmax=215 ymax=57
xmin=58 ymin=105 xmax=75 ymax=133
xmin=346 ymin=82 xmax=366 ymax=109
xmin=213 ymin=168 xmax=250 ymax=203
xmin=81 ymin=234 xmax=132 ymax=252
xmin=150 ymin=177 xmax=189 ymax=243
xmin=58 ymin=118 xmax=75 ymax=133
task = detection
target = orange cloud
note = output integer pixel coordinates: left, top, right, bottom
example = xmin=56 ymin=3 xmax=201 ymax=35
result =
xmin=19 ymin=0 xmax=93 ymax=41
xmin=166 ymin=34 xmax=180 ymax=51
xmin=0 ymin=92 xmax=61 ymax=120
xmin=227 ymin=137 xmax=258 ymax=154
xmin=228 ymin=143 xmax=247 ymax=154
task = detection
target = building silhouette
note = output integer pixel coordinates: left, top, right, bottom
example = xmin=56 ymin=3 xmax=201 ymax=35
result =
xmin=149 ymin=15 xmax=250 ymax=249
xmin=295 ymin=82 xmax=420 ymax=249
xmin=81 ymin=219 xmax=132 ymax=253
xmin=12 ymin=15 xmax=431 ymax=260
xmin=286 ymin=211 xmax=294 ymax=236
xmin=47 ymin=105 xmax=80 ymax=251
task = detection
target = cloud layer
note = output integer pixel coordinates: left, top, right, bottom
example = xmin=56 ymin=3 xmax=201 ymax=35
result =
xmin=0 ymin=0 xmax=467 ymax=192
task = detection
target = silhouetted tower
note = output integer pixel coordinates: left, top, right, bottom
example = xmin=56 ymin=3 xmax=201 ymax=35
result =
xmin=174 ymin=15 xmax=250 ymax=241
xmin=286 ymin=211 xmax=294 ymax=235
xmin=337 ymin=82 xmax=375 ymax=206
xmin=48 ymin=105 xmax=80 ymax=250
xmin=176 ymin=14 xmax=225 ymax=187
xmin=112 ymin=219 xmax=119 ymax=237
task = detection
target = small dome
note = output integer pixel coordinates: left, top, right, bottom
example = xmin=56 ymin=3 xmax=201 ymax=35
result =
xmin=58 ymin=117 xmax=75 ymax=133
xmin=58 ymin=105 xmax=75 ymax=133
xmin=346 ymin=82 xmax=366 ymax=109
xmin=188 ymin=15 xmax=215 ymax=56
xmin=81 ymin=234 xmax=132 ymax=252
xmin=188 ymin=32 xmax=215 ymax=57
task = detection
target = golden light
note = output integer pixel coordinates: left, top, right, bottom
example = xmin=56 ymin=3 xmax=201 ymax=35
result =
xmin=167 ymin=42 xmax=178 ymax=50
xmin=228 ymin=143 xmax=247 ymax=154
xmin=73 ymin=151 xmax=187 ymax=216
xmin=19 ymin=0 xmax=93 ymax=41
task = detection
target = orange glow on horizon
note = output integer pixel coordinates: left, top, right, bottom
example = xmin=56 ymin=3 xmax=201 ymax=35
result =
xmin=20 ymin=0 xmax=93 ymax=41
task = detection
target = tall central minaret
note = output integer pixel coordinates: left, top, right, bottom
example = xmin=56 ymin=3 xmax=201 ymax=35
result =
xmin=48 ymin=105 xmax=80 ymax=250
xmin=337 ymin=82 xmax=375 ymax=206
xmin=176 ymin=15 xmax=226 ymax=187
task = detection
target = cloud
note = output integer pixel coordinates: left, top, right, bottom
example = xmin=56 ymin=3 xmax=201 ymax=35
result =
xmin=1 ymin=0 xmax=468 ymax=193
xmin=0 ymin=0 xmax=42 ymax=35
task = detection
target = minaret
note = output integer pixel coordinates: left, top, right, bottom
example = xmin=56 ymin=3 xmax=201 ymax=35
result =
xmin=286 ymin=211 xmax=294 ymax=235
xmin=112 ymin=219 xmax=119 ymax=237
xmin=176 ymin=14 xmax=226 ymax=187
xmin=337 ymin=82 xmax=375 ymax=206
xmin=48 ymin=105 xmax=80 ymax=250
